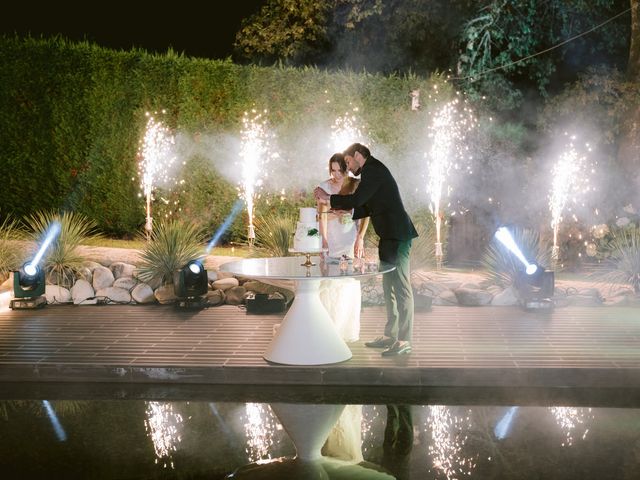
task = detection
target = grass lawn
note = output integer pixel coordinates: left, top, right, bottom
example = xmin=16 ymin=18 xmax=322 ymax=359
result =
xmin=82 ymin=237 xmax=251 ymax=258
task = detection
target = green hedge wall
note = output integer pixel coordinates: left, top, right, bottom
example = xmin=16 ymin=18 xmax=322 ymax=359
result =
xmin=1 ymin=35 xmax=450 ymax=242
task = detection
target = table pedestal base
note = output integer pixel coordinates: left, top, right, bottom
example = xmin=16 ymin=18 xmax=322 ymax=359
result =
xmin=264 ymin=279 xmax=352 ymax=365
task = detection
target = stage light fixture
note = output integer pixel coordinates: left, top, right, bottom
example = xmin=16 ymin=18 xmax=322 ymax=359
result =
xmin=10 ymin=262 xmax=46 ymax=309
xmin=514 ymin=264 xmax=555 ymax=312
xmin=173 ymin=259 xmax=209 ymax=308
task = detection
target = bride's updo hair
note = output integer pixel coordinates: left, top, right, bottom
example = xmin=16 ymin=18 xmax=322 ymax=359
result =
xmin=328 ymin=153 xmax=347 ymax=176
xmin=328 ymin=152 xmax=359 ymax=195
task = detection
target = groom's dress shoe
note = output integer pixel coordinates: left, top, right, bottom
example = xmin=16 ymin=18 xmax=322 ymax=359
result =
xmin=365 ymin=336 xmax=395 ymax=348
xmin=381 ymin=341 xmax=412 ymax=356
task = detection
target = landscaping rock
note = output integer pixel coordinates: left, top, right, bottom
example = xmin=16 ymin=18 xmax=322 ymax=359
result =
xmin=95 ymin=286 xmax=132 ymax=304
xmin=71 ymin=279 xmax=95 ymax=305
xmin=45 ymin=285 xmax=72 ymax=304
xmin=132 ymin=283 xmax=156 ymax=304
xmin=81 ymin=260 xmax=103 ymax=272
xmin=454 ymin=287 xmax=493 ymax=306
xmin=206 ymin=289 xmax=226 ymax=307
xmin=212 ymin=277 xmax=240 ymax=291
xmin=155 ymin=284 xmax=177 ymax=304
xmin=113 ymin=277 xmax=137 ymax=291
xmin=76 ymin=266 xmax=93 ymax=283
xmin=111 ymin=262 xmax=136 ymax=279
xmin=215 ymin=270 xmax=237 ymax=280
xmin=207 ymin=270 xmax=218 ymax=283
xmin=414 ymin=293 xmax=433 ymax=311
xmin=225 ymin=286 xmax=247 ymax=305
xmin=491 ymin=286 xmax=519 ymax=306
xmin=433 ymin=289 xmax=458 ymax=305
xmin=93 ymin=265 xmax=115 ymax=291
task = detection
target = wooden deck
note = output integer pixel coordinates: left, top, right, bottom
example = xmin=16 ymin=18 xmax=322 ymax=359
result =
xmin=1 ymin=303 xmax=639 ymax=404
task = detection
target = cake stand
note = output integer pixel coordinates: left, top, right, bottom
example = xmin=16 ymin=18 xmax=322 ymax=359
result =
xmin=288 ymin=247 xmax=327 ymax=267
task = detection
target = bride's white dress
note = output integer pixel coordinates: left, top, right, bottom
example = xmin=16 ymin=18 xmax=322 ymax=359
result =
xmin=318 ymin=179 xmax=361 ymax=343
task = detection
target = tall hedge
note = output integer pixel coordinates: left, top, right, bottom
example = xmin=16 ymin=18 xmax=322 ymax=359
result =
xmin=1 ymin=35 xmax=448 ymax=240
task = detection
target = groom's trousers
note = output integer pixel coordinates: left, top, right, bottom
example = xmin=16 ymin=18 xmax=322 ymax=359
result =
xmin=379 ymin=239 xmax=414 ymax=342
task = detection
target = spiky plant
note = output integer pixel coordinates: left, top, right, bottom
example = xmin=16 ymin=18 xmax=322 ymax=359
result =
xmin=593 ymin=225 xmax=640 ymax=294
xmin=481 ymin=226 xmax=550 ymax=287
xmin=0 ymin=215 xmax=24 ymax=283
xmin=25 ymin=210 xmax=99 ymax=287
xmin=136 ymin=219 xmax=205 ymax=286
xmin=410 ymin=220 xmax=444 ymax=271
xmin=251 ymin=210 xmax=297 ymax=257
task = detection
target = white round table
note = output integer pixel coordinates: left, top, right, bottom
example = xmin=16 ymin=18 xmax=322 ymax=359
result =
xmin=220 ymin=255 xmax=395 ymax=365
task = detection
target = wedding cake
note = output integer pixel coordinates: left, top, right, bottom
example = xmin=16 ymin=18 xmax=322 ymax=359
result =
xmin=293 ymin=207 xmax=321 ymax=251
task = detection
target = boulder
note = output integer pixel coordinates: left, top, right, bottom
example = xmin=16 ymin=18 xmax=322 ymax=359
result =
xmin=225 ymin=286 xmax=247 ymax=305
xmin=433 ymin=290 xmax=458 ymax=305
xmin=81 ymin=260 xmax=103 ymax=272
xmin=455 ymin=288 xmax=493 ymax=306
xmin=45 ymin=285 xmax=72 ymax=304
xmin=212 ymin=277 xmax=240 ymax=291
xmin=207 ymin=270 xmax=219 ymax=283
xmin=206 ymin=289 xmax=226 ymax=307
xmin=95 ymin=286 xmax=132 ymax=304
xmin=491 ymin=286 xmax=519 ymax=306
xmin=92 ymin=265 xmax=115 ymax=291
xmin=71 ymin=279 xmax=95 ymax=305
xmin=76 ymin=266 xmax=93 ymax=283
xmin=113 ymin=277 xmax=137 ymax=291
xmin=131 ymin=283 xmax=156 ymax=304
xmin=110 ymin=262 xmax=136 ymax=279
xmin=154 ymin=284 xmax=177 ymax=304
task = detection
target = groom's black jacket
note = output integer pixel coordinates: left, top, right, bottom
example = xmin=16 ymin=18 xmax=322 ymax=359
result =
xmin=330 ymin=156 xmax=418 ymax=263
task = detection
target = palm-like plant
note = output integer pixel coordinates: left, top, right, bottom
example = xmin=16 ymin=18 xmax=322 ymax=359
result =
xmin=0 ymin=215 xmax=24 ymax=283
xmin=251 ymin=210 xmax=297 ymax=257
xmin=410 ymin=220 xmax=444 ymax=271
xmin=593 ymin=225 xmax=640 ymax=294
xmin=136 ymin=219 xmax=205 ymax=286
xmin=482 ymin=226 xmax=550 ymax=287
xmin=25 ymin=210 xmax=99 ymax=287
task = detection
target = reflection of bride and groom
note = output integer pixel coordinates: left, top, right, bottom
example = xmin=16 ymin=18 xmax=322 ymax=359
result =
xmin=315 ymin=143 xmax=417 ymax=357
xmin=227 ymin=403 xmax=413 ymax=480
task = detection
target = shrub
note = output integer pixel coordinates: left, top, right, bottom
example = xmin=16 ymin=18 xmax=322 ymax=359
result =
xmin=136 ymin=219 xmax=205 ymax=286
xmin=25 ymin=210 xmax=99 ymax=287
xmin=0 ymin=216 xmax=24 ymax=282
xmin=592 ymin=225 xmax=640 ymax=294
xmin=251 ymin=210 xmax=297 ymax=258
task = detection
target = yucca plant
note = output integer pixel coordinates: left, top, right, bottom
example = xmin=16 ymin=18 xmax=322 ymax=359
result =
xmin=136 ymin=219 xmax=206 ymax=286
xmin=25 ymin=210 xmax=99 ymax=287
xmin=592 ymin=225 xmax=640 ymax=294
xmin=410 ymin=219 xmax=445 ymax=271
xmin=251 ymin=211 xmax=297 ymax=257
xmin=481 ymin=226 xmax=551 ymax=287
xmin=0 ymin=215 xmax=25 ymax=283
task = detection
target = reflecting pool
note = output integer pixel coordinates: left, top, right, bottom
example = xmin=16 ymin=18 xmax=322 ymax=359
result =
xmin=1 ymin=398 xmax=639 ymax=479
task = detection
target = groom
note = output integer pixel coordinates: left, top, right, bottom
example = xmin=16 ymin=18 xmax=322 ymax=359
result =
xmin=314 ymin=143 xmax=417 ymax=356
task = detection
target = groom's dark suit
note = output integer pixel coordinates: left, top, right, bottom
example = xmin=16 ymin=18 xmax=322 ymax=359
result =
xmin=330 ymin=155 xmax=418 ymax=343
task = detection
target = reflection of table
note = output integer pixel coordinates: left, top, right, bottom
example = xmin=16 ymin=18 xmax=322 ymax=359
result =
xmin=220 ymin=256 xmax=395 ymax=365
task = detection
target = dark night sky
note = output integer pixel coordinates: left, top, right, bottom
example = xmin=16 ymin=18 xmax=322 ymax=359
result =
xmin=0 ymin=1 xmax=268 ymax=59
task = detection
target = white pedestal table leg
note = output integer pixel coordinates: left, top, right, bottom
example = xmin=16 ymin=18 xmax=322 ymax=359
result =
xmin=264 ymin=279 xmax=352 ymax=365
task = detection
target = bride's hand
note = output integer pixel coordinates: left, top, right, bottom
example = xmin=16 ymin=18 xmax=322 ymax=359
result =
xmin=354 ymin=237 xmax=364 ymax=258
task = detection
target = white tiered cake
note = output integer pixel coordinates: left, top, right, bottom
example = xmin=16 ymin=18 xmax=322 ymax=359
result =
xmin=293 ymin=207 xmax=321 ymax=251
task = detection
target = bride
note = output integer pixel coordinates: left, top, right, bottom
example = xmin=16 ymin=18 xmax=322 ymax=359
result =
xmin=316 ymin=153 xmax=369 ymax=342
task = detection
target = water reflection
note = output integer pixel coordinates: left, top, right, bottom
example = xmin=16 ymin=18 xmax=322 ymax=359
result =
xmin=144 ymin=401 xmax=184 ymax=469
xmin=0 ymin=399 xmax=637 ymax=479
xmin=426 ymin=405 xmax=477 ymax=479
xmin=549 ymin=406 xmax=594 ymax=447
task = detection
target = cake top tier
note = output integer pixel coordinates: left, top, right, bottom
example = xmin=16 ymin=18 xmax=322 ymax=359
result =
xmin=299 ymin=207 xmax=317 ymax=223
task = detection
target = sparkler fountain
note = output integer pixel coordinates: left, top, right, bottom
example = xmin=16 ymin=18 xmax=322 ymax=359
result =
xmin=238 ymin=109 xmax=277 ymax=247
xmin=137 ymin=111 xmax=178 ymax=240
xmin=330 ymin=107 xmax=368 ymax=153
xmin=426 ymin=98 xmax=476 ymax=270
xmin=548 ymin=133 xmax=594 ymax=269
